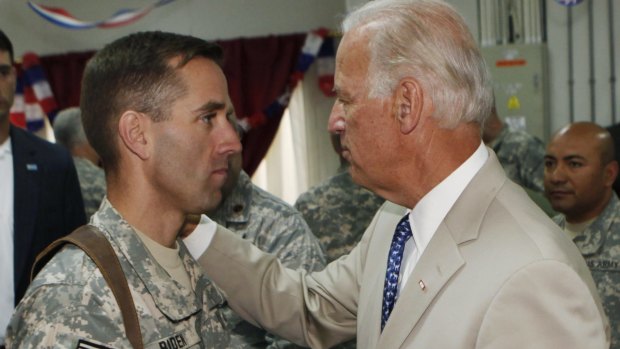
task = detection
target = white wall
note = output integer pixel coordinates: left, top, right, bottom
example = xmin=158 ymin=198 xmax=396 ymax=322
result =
xmin=450 ymin=1 xmax=620 ymax=134
xmin=0 ymin=0 xmax=346 ymax=56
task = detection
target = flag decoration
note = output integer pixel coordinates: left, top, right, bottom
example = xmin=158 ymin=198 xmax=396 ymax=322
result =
xmin=237 ymin=28 xmax=335 ymax=132
xmin=27 ymin=0 xmax=176 ymax=30
xmin=316 ymin=36 xmax=336 ymax=97
xmin=9 ymin=53 xmax=58 ymax=131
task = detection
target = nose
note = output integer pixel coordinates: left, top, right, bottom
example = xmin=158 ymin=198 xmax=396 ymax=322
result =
xmin=327 ymin=101 xmax=346 ymax=134
xmin=218 ymin=120 xmax=243 ymax=156
xmin=545 ymin=163 xmax=567 ymax=184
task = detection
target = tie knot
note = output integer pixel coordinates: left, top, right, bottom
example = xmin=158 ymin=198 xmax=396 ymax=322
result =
xmin=394 ymin=214 xmax=412 ymax=241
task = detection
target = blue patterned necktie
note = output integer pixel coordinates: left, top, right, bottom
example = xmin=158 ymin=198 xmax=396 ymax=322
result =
xmin=381 ymin=214 xmax=413 ymax=331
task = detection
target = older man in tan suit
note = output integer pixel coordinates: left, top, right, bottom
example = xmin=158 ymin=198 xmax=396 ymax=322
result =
xmin=188 ymin=0 xmax=610 ymax=348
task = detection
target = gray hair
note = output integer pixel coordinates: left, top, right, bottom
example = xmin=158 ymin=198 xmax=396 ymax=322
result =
xmin=342 ymin=0 xmax=493 ymax=128
xmin=53 ymin=107 xmax=87 ymax=150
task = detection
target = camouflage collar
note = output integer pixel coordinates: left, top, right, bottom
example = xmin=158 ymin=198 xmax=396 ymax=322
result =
xmin=569 ymin=194 xmax=620 ymax=256
xmin=91 ymin=198 xmax=203 ymax=320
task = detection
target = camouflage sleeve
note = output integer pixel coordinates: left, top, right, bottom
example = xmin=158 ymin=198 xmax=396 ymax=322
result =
xmin=266 ymin=212 xmax=326 ymax=273
xmin=6 ymin=284 xmax=128 ymax=348
xmin=518 ymin=136 xmax=546 ymax=193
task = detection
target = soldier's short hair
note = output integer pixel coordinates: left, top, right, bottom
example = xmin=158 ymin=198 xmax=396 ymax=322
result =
xmin=0 ymin=29 xmax=14 ymax=64
xmin=80 ymin=31 xmax=223 ymax=174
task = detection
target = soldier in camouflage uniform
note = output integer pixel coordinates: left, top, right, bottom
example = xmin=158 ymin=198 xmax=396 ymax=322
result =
xmin=8 ymin=199 xmax=230 ymax=348
xmin=7 ymin=31 xmax=242 ymax=348
xmin=72 ymin=157 xmax=106 ymax=218
xmin=544 ymin=122 xmax=620 ymax=348
xmin=53 ymin=107 xmax=106 ymax=218
xmin=483 ymin=106 xmax=545 ymax=193
xmin=207 ymin=151 xmax=326 ymax=348
xmin=294 ymin=167 xmax=384 ymax=263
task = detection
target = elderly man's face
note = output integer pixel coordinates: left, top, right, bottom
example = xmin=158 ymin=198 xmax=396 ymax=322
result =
xmin=327 ymin=29 xmax=400 ymax=194
xmin=0 ymin=50 xmax=15 ymax=123
xmin=544 ymin=131 xmax=613 ymax=223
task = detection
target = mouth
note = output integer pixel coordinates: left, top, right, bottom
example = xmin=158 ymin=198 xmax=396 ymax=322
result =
xmin=547 ymin=189 xmax=573 ymax=199
xmin=212 ymin=167 xmax=229 ymax=177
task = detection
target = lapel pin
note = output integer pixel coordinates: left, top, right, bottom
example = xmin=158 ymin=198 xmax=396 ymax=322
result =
xmin=419 ymin=280 xmax=426 ymax=291
xmin=26 ymin=163 xmax=38 ymax=171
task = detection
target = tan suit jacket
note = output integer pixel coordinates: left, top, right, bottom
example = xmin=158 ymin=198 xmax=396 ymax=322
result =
xmin=199 ymin=151 xmax=610 ymax=348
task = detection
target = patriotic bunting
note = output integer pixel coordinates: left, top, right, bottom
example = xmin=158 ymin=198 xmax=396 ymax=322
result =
xmin=28 ymin=0 xmax=176 ymax=30
xmin=9 ymin=53 xmax=58 ymax=131
xmin=237 ymin=28 xmax=336 ymax=132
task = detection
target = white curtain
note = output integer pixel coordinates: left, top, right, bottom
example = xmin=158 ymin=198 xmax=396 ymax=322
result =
xmin=253 ymin=63 xmax=339 ymax=205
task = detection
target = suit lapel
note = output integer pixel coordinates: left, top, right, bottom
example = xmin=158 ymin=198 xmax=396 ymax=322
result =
xmin=374 ymin=149 xmax=507 ymax=348
xmin=377 ymin=222 xmax=464 ymax=348
xmin=11 ymin=126 xmax=40 ymax=283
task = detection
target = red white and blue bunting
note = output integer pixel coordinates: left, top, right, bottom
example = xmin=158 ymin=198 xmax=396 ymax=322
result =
xmin=237 ymin=28 xmax=336 ymax=132
xmin=9 ymin=53 xmax=58 ymax=131
xmin=28 ymin=0 xmax=176 ymax=30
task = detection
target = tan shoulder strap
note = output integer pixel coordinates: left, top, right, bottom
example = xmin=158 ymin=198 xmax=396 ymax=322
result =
xmin=33 ymin=225 xmax=144 ymax=349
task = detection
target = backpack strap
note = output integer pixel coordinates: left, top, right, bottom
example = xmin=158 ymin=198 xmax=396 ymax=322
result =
xmin=33 ymin=225 xmax=143 ymax=349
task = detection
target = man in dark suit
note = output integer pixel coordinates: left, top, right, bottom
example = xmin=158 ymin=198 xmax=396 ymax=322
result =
xmin=0 ymin=29 xmax=86 ymax=346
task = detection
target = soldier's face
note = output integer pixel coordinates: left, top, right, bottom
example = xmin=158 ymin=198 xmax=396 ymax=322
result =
xmin=544 ymin=134 xmax=613 ymax=223
xmin=148 ymin=57 xmax=241 ymax=214
xmin=0 ymin=50 xmax=16 ymax=124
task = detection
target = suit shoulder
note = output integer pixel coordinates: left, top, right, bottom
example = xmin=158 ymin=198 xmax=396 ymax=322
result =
xmin=12 ymin=126 xmax=72 ymax=161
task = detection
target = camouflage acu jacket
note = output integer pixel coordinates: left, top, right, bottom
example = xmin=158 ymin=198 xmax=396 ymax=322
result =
xmin=7 ymin=198 xmax=230 ymax=349
xmin=554 ymin=194 xmax=620 ymax=348
xmin=209 ymin=170 xmax=325 ymax=348
xmin=73 ymin=157 xmax=106 ymax=219
xmin=295 ymin=169 xmax=384 ymax=263
xmin=490 ymin=126 xmax=545 ymax=193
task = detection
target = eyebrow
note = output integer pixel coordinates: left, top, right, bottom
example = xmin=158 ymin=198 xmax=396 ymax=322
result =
xmin=193 ymin=101 xmax=226 ymax=114
xmin=561 ymin=155 xmax=586 ymax=161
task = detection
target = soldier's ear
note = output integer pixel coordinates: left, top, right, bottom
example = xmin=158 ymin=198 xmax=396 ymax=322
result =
xmin=604 ymin=160 xmax=619 ymax=187
xmin=118 ymin=110 xmax=151 ymax=160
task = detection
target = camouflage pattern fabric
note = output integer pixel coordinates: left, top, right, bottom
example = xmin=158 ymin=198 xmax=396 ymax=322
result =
xmin=490 ymin=126 xmax=545 ymax=193
xmin=554 ymin=193 xmax=620 ymax=349
xmin=294 ymin=169 xmax=383 ymax=349
xmin=295 ymin=169 xmax=384 ymax=263
xmin=73 ymin=157 xmax=106 ymax=219
xmin=209 ymin=170 xmax=325 ymax=348
xmin=7 ymin=198 xmax=230 ymax=349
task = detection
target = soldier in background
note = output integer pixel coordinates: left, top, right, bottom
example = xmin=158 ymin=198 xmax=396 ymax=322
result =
xmin=483 ymin=104 xmax=546 ymax=192
xmin=483 ymin=104 xmax=555 ymax=216
xmin=53 ymin=107 xmax=106 ymax=218
xmin=295 ymin=134 xmax=384 ymax=263
xmin=206 ymin=126 xmax=326 ymax=348
xmin=544 ymin=121 xmax=620 ymax=348
xmin=7 ymin=31 xmax=239 ymax=347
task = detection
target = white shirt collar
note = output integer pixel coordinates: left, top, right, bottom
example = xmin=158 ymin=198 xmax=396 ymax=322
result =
xmin=409 ymin=141 xmax=488 ymax=256
xmin=0 ymin=136 xmax=11 ymax=159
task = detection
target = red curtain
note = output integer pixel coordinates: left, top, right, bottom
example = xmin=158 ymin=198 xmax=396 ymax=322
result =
xmin=217 ymin=33 xmax=305 ymax=175
xmin=40 ymin=52 xmax=95 ymax=110
xmin=38 ymin=33 xmax=305 ymax=176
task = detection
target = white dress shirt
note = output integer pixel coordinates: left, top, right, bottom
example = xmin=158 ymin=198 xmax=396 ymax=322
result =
xmin=0 ymin=136 xmax=14 ymax=344
xmin=399 ymin=142 xmax=488 ymax=294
